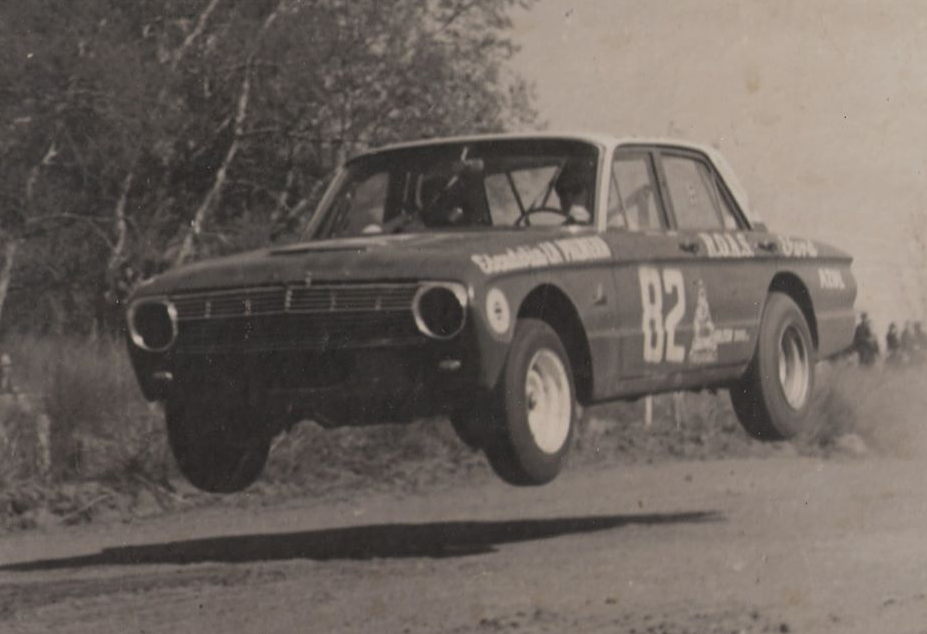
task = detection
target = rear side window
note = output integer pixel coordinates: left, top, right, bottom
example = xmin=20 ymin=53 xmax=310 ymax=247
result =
xmin=661 ymin=155 xmax=729 ymax=230
xmin=608 ymin=155 xmax=664 ymax=230
xmin=717 ymin=187 xmax=740 ymax=229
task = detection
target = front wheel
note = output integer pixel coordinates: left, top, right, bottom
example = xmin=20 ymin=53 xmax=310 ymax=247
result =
xmin=730 ymin=292 xmax=816 ymax=441
xmin=481 ymin=319 xmax=576 ymax=486
xmin=166 ymin=394 xmax=272 ymax=493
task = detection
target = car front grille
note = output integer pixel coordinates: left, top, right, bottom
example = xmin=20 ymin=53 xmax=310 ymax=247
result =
xmin=170 ymin=283 xmax=421 ymax=353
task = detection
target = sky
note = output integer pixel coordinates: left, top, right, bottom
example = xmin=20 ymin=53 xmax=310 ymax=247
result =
xmin=510 ymin=0 xmax=927 ymax=331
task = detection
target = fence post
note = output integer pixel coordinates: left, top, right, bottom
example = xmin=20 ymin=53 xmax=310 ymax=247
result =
xmin=672 ymin=392 xmax=686 ymax=429
xmin=1 ymin=352 xmax=51 ymax=481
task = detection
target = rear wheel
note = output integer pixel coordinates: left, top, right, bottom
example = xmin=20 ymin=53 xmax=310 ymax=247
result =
xmin=481 ymin=319 xmax=576 ymax=486
xmin=730 ymin=292 xmax=815 ymax=441
xmin=166 ymin=393 xmax=271 ymax=493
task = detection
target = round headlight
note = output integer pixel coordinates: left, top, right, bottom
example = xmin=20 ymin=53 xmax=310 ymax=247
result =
xmin=128 ymin=300 xmax=177 ymax=352
xmin=413 ymin=283 xmax=467 ymax=340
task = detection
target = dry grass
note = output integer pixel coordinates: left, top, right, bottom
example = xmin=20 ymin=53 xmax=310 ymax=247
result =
xmin=2 ymin=336 xmax=166 ymax=483
xmin=2 ymin=335 xmax=923 ymax=531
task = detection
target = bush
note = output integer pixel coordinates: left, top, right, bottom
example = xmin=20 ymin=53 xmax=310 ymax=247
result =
xmin=3 ymin=335 xmax=923 ymax=532
xmin=2 ymin=336 xmax=167 ymax=483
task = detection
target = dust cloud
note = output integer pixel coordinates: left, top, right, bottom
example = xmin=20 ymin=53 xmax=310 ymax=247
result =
xmin=807 ymin=362 xmax=927 ymax=459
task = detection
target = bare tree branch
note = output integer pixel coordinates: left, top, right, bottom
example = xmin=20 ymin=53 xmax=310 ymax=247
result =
xmin=173 ymin=0 xmax=293 ymax=266
xmin=174 ymin=66 xmax=251 ymax=266
xmin=107 ymin=170 xmax=135 ymax=279
xmin=24 ymin=142 xmax=59 ymax=210
xmin=171 ymin=0 xmax=224 ymax=71
xmin=26 ymin=213 xmax=116 ymax=250
xmin=435 ymin=0 xmax=481 ymax=33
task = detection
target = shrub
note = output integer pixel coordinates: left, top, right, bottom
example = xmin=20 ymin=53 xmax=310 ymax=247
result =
xmin=2 ymin=336 xmax=167 ymax=482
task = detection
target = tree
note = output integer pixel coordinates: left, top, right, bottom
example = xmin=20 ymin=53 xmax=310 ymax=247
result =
xmin=0 ymin=0 xmax=538 ymax=335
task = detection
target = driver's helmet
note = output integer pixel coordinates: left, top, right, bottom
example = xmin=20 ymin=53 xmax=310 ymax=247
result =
xmin=554 ymin=159 xmax=595 ymax=210
xmin=416 ymin=169 xmax=469 ymax=227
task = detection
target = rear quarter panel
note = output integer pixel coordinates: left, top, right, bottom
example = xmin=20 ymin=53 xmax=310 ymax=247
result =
xmin=774 ymin=235 xmax=857 ymax=358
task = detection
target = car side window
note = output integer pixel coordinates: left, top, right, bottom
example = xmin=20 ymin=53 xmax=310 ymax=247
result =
xmin=330 ymin=171 xmax=389 ymax=236
xmin=608 ymin=155 xmax=663 ymax=230
xmin=716 ymin=183 xmax=741 ymax=229
xmin=661 ymin=154 xmax=726 ymax=230
xmin=484 ymin=173 xmax=522 ymax=226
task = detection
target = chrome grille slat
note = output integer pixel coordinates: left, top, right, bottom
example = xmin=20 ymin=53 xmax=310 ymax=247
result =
xmin=169 ymin=282 xmax=422 ymax=352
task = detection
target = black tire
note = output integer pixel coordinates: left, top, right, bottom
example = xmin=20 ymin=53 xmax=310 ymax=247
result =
xmin=481 ymin=319 xmax=576 ymax=486
xmin=449 ymin=409 xmax=485 ymax=450
xmin=165 ymin=394 xmax=271 ymax=493
xmin=730 ymin=292 xmax=816 ymax=441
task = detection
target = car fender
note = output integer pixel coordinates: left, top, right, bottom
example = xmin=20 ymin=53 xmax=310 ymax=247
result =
xmin=770 ymin=237 xmax=857 ymax=359
xmin=468 ymin=265 xmax=618 ymax=402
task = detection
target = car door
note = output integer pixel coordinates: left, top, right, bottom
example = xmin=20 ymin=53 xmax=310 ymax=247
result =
xmin=601 ymin=147 xmax=703 ymax=390
xmin=654 ymin=147 xmax=773 ymax=372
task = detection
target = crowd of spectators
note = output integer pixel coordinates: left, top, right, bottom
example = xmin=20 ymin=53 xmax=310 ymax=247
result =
xmin=852 ymin=312 xmax=926 ymax=367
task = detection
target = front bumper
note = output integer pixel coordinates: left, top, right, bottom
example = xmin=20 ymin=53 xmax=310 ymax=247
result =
xmin=126 ymin=279 xmax=482 ymax=425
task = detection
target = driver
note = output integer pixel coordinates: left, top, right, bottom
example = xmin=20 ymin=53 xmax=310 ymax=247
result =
xmin=554 ymin=162 xmax=594 ymax=224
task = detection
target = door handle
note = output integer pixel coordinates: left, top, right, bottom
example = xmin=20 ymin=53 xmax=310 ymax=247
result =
xmin=678 ymin=239 xmax=700 ymax=254
xmin=756 ymin=239 xmax=778 ymax=253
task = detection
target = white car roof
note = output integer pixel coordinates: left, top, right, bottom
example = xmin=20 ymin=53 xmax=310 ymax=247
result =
xmin=354 ymin=132 xmax=761 ymax=227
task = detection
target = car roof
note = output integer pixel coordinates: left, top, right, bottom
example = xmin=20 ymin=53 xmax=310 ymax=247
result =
xmin=350 ymin=132 xmax=761 ymax=226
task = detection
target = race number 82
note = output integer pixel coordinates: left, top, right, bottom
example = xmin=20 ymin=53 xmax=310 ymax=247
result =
xmin=638 ymin=266 xmax=686 ymax=363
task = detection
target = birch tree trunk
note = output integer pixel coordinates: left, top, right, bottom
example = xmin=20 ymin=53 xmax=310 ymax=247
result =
xmin=105 ymin=171 xmax=135 ymax=301
xmin=173 ymin=68 xmax=251 ymax=267
xmin=172 ymin=0 xmax=290 ymax=267
xmin=0 ymin=238 xmax=18 ymax=328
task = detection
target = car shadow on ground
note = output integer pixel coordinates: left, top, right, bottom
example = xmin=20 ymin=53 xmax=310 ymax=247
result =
xmin=3 ymin=510 xmax=723 ymax=572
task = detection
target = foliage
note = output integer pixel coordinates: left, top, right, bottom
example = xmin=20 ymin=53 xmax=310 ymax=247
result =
xmin=0 ymin=0 xmax=538 ymax=335
xmin=4 ymin=335 xmax=167 ymax=481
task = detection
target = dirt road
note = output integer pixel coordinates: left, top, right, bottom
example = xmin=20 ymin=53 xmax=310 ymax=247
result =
xmin=1 ymin=455 xmax=926 ymax=633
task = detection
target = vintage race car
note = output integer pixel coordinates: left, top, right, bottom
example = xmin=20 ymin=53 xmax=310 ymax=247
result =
xmin=126 ymin=133 xmax=857 ymax=492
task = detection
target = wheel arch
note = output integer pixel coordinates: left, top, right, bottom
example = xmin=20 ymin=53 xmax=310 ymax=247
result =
xmin=517 ymin=283 xmax=593 ymax=405
xmin=768 ymin=272 xmax=819 ymax=350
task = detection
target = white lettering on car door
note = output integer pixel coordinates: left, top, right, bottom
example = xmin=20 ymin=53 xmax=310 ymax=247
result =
xmin=638 ymin=266 xmax=686 ymax=363
xmin=639 ymin=267 xmax=664 ymax=363
xmin=662 ymin=269 xmax=686 ymax=363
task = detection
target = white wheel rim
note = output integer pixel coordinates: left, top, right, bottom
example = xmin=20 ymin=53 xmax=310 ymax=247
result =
xmin=778 ymin=325 xmax=810 ymax=409
xmin=525 ymin=348 xmax=572 ymax=454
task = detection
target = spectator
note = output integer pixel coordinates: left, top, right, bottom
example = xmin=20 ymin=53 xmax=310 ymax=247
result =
xmin=852 ymin=312 xmax=879 ymax=366
xmin=913 ymin=321 xmax=926 ymax=363
xmin=0 ymin=353 xmax=14 ymax=394
xmin=886 ymin=322 xmax=901 ymax=365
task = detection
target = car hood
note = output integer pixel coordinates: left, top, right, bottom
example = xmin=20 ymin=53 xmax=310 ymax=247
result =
xmin=133 ymin=229 xmax=599 ymax=297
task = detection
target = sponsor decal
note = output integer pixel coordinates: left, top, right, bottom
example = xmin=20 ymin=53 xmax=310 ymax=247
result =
xmin=778 ymin=236 xmax=818 ymax=258
xmin=688 ymin=279 xmax=718 ymax=364
xmin=818 ymin=268 xmax=845 ymax=290
xmin=638 ymin=270 xmax=750 ymax=364
xmin=471 ymin=236 xmax=611 ymax=275
xmin=685 ymin=279 xmax=750 ymax=364
xmin=485 ymin=287 xmax=511 ymax=335
xmin=697 ymin=232 xmax=755 ymax=258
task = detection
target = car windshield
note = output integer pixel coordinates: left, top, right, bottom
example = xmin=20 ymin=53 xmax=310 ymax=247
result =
xmin=308 ymin=139 xmax=599 ymax=239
